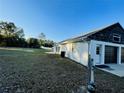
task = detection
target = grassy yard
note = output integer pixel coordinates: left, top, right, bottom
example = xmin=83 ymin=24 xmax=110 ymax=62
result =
xmin=0 ymin=48 xmax=124 ymax=93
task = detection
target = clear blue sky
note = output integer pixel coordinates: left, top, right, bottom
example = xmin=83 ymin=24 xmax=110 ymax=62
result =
xmin=0 ymin=0 xmax=124 ymax=42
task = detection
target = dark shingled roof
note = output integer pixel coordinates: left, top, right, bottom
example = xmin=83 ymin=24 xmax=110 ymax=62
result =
xmin=59 ymin=22 xmax=123 ymax=44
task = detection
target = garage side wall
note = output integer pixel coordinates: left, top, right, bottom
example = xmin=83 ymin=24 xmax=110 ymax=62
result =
xmin=60 ymin=42 xmax=89 ymax=66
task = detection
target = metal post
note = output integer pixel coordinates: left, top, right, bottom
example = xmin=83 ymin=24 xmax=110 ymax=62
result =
xmin=87 ymin=55 xmax=95 ymax=93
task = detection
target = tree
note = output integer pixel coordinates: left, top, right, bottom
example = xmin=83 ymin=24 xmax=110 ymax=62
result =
xmin=38 ymin=32 xmax=46 ymax=46
xmin=0 ymin=21 xmax=24 ymax=38
xmin=27 ymin=38 xmax=40 ymax=48
xmin=0 ymin=21 xmax=26 ymax=47
xmin=38 ymin=32 xmax=46 ymax=40
xmin=14 ymin=28 xmax=25 ymax=38
xmin=43 ymin=40 xmax=54 ymax=47
xmin=0 ymin=21 xmax=16 ymax=37
xmin=38 ymin=32 xmax=55 ymax=47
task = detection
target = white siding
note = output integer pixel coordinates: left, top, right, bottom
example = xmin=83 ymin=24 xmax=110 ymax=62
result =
xmin=60 ymin=43 xmax=72 ymax=58
xmin=72 ymin=42 xmax=88 ymax=66
xmin=60 ymin=42 xmax=89 ymax=66
xmin=53 ymin=45 xmax=60 ymax=54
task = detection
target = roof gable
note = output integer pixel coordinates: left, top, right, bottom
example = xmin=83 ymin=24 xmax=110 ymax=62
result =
xmin=88 ymin=23 xmax=124 ymax=44
xmin=60 ymin=22 xmax=124 ymax=44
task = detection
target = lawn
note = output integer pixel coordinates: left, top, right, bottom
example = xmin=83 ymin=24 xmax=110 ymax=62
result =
xmin=0 ymin=48 xmax=124 ymax=93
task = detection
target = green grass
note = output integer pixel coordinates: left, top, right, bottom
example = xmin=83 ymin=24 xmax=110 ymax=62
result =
xmin=0 ymin=48 xmax=124 ymax=93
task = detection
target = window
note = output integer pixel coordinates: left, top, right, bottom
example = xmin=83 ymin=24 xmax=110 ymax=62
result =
xmin=96 ymin=46 xmax=100 ymax=55
xmin=113 ymin=34 xmax=121 ymax=42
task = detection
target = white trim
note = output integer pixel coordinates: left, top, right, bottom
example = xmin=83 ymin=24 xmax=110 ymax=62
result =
xmin=90 ymin=40 xmax=124 ymax=65
xmin=101 ymin=44 xmax=105 ymax=64
xmin=117 ymin=46 xmax=121 ymax=64
xmin=91 ymin=40 xmax=124 ymax=47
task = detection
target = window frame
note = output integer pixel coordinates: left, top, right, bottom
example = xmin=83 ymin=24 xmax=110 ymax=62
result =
xmin=113 ymin=33 xmax=121 ymax=43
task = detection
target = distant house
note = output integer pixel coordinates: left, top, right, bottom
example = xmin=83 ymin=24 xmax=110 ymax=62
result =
xmin=54 ymin=23 xmax=124 ymax=66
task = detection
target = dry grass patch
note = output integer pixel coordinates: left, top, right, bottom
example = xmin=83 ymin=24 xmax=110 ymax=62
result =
xmin=0 ymin=48 xmax=123 ymax=93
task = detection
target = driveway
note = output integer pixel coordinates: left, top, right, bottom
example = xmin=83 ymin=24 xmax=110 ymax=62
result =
xmin=99 ymin=64 xmax=124 ymax=77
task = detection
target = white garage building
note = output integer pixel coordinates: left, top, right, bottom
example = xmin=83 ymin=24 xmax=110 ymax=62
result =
xmin=54 ymin=23 xmax=124 ymax=66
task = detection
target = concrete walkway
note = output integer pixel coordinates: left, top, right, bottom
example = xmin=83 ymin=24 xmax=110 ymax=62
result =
xmin=99 ymin=64 xmax=124 ymax=77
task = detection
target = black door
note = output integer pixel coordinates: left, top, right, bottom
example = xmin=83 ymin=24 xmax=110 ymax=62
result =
xmin=121 ymin=48 xmax=124 ymax=63
xmin=105 ymin=46 xmax=117 ymax=64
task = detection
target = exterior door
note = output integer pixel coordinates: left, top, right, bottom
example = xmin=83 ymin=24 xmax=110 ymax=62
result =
xmin=95 ymin=45 xmax=101 ymax=64
xmin=121 ymin=48 xmax=124 ymax=63
xmin=105 ymin=46 xmax=117 ymax=64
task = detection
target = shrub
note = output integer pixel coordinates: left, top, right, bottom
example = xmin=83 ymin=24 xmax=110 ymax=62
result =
xmin=0 ymin=42 xmax=7 ymax=47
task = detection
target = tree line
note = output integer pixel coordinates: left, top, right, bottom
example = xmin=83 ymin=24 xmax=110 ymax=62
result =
xmin=0 ymin=21 xmax=54 ymax=48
